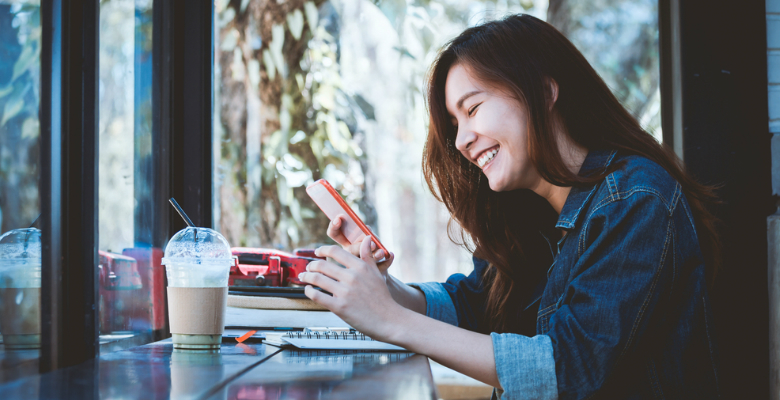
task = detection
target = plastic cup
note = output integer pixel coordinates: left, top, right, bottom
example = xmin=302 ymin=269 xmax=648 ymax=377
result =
xmin=0 ymin=228 xmax=42 ymax=350
xmin=162 ymin=227 xmax=233 ymax=350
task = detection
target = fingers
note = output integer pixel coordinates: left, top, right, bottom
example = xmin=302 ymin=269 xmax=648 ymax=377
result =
xmin=359 ymin=236 xmax=374 ymax=262
xmin=346 ymin=242 xmax=383 ymax=260
xmin=346 ymin=241 xmax=363 ymax=257
xmin=298 ymin=270 xmax=340 ymax=294
xmin=315 ymin=245 xmax=366 ymax=269
xmin=377 ymin=251 xmax=394 ymax=271
xmin=305 ymin=260 xmax=349 ymax=282
xmin=328 ymin=216 xmax=380 ymax=260
xmin=354 ymin=235 xmax=384 ymax=261
xmin=326 ymin=215 xmax=353 ymax=247
xmin=304 ymin=285 xmax=336 ymax=308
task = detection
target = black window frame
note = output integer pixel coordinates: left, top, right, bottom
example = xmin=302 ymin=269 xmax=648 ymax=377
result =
xmin=39 ymin=0 xmax=213 ymax=370
xmin=40 ymin=0 xmax=100 ymax=371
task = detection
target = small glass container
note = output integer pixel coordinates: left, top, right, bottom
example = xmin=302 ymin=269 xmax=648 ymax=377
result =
xmin=0 ymin=228 xmax=42 ymax=349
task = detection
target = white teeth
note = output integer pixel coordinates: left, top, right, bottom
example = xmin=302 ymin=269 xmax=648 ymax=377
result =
xmin=478 ymin=149 xmax=498 ymax=168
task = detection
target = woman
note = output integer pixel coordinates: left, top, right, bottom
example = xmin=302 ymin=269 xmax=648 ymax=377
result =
xmin=298 ymin=14 xmax=720 ymax=399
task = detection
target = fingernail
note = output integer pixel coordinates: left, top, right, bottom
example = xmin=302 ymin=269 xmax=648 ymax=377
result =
xmin=374 ymin=250 xmax=384 ymax=259
xmin=299 ymin=272 xmax=306 ymax=280
xmin=314 ymin=247 xmax=321 ymax=256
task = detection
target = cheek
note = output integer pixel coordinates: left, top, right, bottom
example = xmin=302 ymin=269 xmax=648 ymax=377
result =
xmin=482 ymin=105 xmax=512 ymax=127
xmin=492 ymin=103 xmax=527 ymax=134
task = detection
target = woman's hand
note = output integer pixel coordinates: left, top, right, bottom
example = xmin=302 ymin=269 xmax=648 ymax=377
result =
xmin=326 ymin=215 xmax=394 ymax=275
xmin=325 ymin=216 xmax=426 ymax=316
xmin=300 ymin=237 xmax=500 ymax=387
xmin=299 ymin=236 xmax=405 ymax=342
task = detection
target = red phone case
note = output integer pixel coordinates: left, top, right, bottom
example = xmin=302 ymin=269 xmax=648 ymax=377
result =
xmin=306 ymin=179 xmax=388 ymax=256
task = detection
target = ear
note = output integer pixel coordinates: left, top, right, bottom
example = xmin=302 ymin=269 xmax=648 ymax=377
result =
xmin=546 ymin=78 xmax=559 ymax=110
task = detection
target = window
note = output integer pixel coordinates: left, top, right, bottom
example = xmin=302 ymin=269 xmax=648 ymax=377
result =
xmin=0 ymin=0 xmax=41 ymax=382
xmin=96 ymin=0 xmax=161 ymax=352
xmin=0 ymin=0 xmax=661 ymax=379
xmin=553 ymin=0 xmax=661 ymax=137
xmin=0 ymin=1 xmax=41 ymax=240
xmin=213 ymin=0 xmax=660 ymax=283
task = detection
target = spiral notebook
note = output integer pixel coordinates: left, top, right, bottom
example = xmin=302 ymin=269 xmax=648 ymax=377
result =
xmin=265 ymin=328 xmax=406 ymax=351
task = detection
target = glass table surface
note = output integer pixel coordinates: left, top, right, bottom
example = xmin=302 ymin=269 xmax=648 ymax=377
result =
xmin=0 ymin=339 xmax=436 ymax=400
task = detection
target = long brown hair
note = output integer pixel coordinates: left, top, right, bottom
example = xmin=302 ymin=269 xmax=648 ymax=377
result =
xmin=422 ymin=14 xmax=721 ymax=332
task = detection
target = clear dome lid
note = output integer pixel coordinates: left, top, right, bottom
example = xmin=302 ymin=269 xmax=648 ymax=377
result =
xmin=161 ymin=227 xmax=233 ymax=266
xmin=0 ymin=228 xmax=42 ymax=262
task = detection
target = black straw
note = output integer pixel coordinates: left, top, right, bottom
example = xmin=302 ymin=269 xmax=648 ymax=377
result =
xmin=169 ymin=198 xmax=198 ymax=241
xmin=29 ymin=214 xmax=40 ymax=229
xmin=23 ymin=214 xmax=41 ymax=250
xmin=169 ymin=198 xmax=195 ymax=227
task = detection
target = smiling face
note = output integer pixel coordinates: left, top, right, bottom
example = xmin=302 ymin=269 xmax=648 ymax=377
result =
xmin=445 ymin=63 xmax=542 ymax=192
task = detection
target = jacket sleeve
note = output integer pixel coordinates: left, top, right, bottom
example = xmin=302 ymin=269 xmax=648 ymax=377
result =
xmin=546 ymin=192 xmax=677 ymax=399
xmin=408 ymin=256 xmax=492 ymax=332
xmin=412 ymin=257 xmax=560 ymax=399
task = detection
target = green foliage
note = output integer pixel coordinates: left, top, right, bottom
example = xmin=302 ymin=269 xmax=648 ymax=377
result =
xmin=266 ymin=13 xmax=369 ymax=245
xmin=214 ymin=0 xmax=373 ymax=248
xmin=214 ymin=0 xmax=660 ymax=249
xmin=373 ymin=0 xmax=406 ymax=32
xmin=0 ymin=6 xmax=40 ymax=131
xmin=0 ymin=4 xmax=42 ymax=233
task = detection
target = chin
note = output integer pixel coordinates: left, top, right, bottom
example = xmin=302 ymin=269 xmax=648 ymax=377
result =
xmin=485 ymin=164 xmax=533 ymax=192
xmin=487 ymin=178 xmax=508 ymax=192
xmin=486 ymin=172 xmax=526 ymax=192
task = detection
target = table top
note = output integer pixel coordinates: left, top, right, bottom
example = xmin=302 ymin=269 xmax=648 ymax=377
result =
xmin=0 ymin=339 xmax=437 ymax=400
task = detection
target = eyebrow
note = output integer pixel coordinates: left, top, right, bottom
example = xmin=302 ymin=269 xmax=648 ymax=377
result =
xmin=456 ymin=90 xmax=482 ymax=111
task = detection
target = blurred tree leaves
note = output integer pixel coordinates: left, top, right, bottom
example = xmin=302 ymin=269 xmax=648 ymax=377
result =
xmin=214 ymin=0 xmax=538 ymax=249
xmin=0 ymin=5 xmax=40 ymax=130
xmin=216 ymin=0 xmax=370 ymax=249
xmin=0 ymin=3 xmax=41 ymax=233
xmin=548 ymin=0 xmax=660 ymax=136
xmin=373 ymin=0 xmax=406 ymax=32
xmin=351 ymin=94 xmax=375 ymax=120
xmin=214 ymin=0 xmax=661 ymax=251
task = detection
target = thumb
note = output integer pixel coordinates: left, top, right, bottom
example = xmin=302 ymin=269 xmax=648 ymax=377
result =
xmin=359 ymin=236 xmax=374 ymax=263
xmin=377 ymin=252 xmax=394 ymax=272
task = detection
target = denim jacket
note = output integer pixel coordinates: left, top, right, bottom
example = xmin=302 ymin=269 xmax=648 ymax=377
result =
xmin=411 ymin=149 xmax=720 ymax=399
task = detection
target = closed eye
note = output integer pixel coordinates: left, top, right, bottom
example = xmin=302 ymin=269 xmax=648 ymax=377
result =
xmin=468 ymin=102 xmax=482 ymax=117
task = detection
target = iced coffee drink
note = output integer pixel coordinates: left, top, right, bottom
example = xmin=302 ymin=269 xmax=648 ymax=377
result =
xmin=162 ymin=227 xmax=233 ymax=350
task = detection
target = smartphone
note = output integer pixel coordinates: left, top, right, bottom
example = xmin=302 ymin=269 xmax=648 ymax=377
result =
xmin=305 ymin=179 xmax=389 ymax=258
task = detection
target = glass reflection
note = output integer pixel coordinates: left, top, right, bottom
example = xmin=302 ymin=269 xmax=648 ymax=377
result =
xmin=0 ymin=228 xmax=41 ymax=350
xmin=170 ymin=349 xmax=225 ymax=399
xmin=0 ymin=0 xmax=41 ymax=385
xmin=222 ymin=350 xmax=433 ymax=400
xmin=97 ymin=0 xmax=160 ymax=353
xmin=98 ymin=251 xmax=150 ymax=334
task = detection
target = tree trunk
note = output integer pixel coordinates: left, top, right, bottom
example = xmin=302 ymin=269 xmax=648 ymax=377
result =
xmin=217 ymin=0 xmax=329 ymax=249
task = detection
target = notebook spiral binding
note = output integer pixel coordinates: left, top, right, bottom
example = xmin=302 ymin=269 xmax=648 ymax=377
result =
xmin=285 ymin=350 xmax=413 ymax=363
xmin=285 ymin=330 xmax=374 ymax=341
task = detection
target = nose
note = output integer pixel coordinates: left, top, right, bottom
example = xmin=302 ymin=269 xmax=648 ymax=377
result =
xmin=454 ymin=126 xmax=476 ymax=153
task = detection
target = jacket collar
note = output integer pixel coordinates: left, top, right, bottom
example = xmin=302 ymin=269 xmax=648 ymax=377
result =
xmin=555 ymin=149 xmax=618 ymax=230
